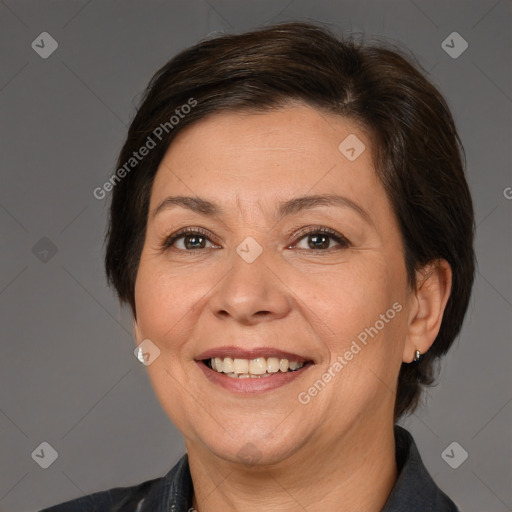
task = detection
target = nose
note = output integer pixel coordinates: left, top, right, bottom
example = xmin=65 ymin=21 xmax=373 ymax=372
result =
xmin=208 ymin=244 xmax=292 ymax=326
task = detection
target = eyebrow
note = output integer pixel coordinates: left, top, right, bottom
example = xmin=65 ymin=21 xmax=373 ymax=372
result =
xmin=151 ymin=194 xmax=372 ymax=224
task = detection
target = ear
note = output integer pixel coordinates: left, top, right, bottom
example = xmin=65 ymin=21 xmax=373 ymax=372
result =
xmin=403 ymin=259 xmax=452 ymax=363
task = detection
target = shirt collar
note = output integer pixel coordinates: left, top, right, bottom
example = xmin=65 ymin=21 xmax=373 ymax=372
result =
xmin=381 ymin=425 xmax=459 ymax=511
xmin=145 ymin=425 xmax=458 ymax=512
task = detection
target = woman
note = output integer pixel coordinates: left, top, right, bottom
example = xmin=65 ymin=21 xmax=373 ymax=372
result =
xmin=42 ymin=21 xmax=474 ymax=512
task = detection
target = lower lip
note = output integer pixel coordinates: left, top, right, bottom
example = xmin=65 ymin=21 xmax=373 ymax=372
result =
xmin=196 ymin=361 xmax=312 ymax=394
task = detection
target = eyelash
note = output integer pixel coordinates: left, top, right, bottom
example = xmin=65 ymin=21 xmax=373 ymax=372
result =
xmin=160 ymin=225 xmax=350 ymax=253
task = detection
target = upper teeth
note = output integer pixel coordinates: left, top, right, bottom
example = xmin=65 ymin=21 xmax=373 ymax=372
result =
xmin=209 ymin=357 xmax=304 ymax=377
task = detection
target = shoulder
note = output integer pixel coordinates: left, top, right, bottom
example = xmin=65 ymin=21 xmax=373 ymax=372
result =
xmin=39 ymin=454 xmax=190 ymax=512
xmin=383 ymin=426 xmax=460 ymax=512
xmin=39 ymin=476 xmax=162 ymax=512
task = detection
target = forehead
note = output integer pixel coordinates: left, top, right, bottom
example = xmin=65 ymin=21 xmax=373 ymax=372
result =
xmin=150 ymin=104 xmax=383 ymax=212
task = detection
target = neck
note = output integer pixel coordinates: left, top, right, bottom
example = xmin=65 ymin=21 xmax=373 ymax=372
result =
xmin=187 ymin=419 xmax=397 ymax=512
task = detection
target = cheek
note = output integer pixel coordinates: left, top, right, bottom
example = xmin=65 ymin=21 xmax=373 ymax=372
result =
xmin=133 ymin=260 xmax=204 ymax=427
xmin=309 ymin=257 xmax=404 ymax=341
xmin=134 ymin=258 xmax=198 ymax=345
xmin=304 ymin=255 xmax=408 ymax=407
xmin=315 ymin=271 xmax=406 ymax=404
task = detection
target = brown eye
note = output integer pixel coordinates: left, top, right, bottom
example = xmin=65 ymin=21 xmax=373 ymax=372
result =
xmin=161 ymin=228 xmax=219 ymax=251
xmin=292 ymin=227 xmax=350 ymax=251
xmin=180 ymin=234 xmax=207 ymax=250
xmin=305 ymin=233 xmax=332 ymax=250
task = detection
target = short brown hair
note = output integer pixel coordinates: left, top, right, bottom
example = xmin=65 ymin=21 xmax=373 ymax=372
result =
xmin=105 ymin=22 xmax=475 ymax=420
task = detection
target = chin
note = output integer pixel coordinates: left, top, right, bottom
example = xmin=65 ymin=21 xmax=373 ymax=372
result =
xmin=189 ymin=420 xmax=311 ymax=468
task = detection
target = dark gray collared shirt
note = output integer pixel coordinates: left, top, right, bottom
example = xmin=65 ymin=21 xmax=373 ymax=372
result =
xmin=41 ymin=426 xmax=459 ymax=511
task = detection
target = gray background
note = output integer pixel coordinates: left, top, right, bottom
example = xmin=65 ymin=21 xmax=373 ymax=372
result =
xmin=0 ymin=1 xmax=510 ymax=511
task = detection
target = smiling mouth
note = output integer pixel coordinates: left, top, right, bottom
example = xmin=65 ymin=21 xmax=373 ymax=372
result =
xmin=203 ymin=356 xmax=312 ymax=379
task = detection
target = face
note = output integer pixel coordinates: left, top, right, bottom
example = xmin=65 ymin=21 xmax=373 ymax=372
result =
xmin=134 ymin=104 xmax=415 ymax=466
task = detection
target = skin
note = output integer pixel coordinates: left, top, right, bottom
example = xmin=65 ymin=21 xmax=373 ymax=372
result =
xmin=133 ymin=103 xmax=452 ymax=512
